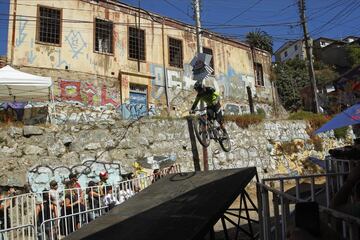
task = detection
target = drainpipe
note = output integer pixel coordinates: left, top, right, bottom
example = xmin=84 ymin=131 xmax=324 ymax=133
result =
xmin=162 ymin=18 xmax=170 ymax=113
xmin=10 ymin=0 xmax=18 ymax=65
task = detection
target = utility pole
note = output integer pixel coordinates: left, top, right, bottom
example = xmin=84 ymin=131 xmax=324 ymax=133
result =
xmin=193 ymin=0 xmax=208 ymax=171
xmin=299 ymin=0 xmax=320 ymax=113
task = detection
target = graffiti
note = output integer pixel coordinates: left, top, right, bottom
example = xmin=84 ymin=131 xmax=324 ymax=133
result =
xmin=27 ymin=160 xmax=122 ymax=193
xmin=138 ymin=154 xmax=177 ymax=169
xmin=27 ymin=39 xmax=36 ymax=64
xmin=101 ymin=85 xmax=119 ymax=107
xmin=55 ymin=49 xmax=70 ymax=68
xmin=15 ymin=17 xmax=28 ymax=47
xmin=65 ymin=30 xmax=87 ymax=59
xmin=224 ymin=103 xmax=240 ymax=115
xmin=52 ymin=109 xmax=116 ymax=124
xmin=120 ymin=103 xmax=147 ymax=119
xmin=60 ymin=81 xmax=82 ymax=102
xmin=58 ymin=79 xmax=119 ymax=107
xmin=150 ymin=64 xmax=165 ymax=99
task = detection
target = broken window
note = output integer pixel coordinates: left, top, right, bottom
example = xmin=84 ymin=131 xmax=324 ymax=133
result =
xmin=169 ymin=37 xmax=183 ymax=68
xmin=37 ymin=6 xmax=61 ymax=45
xmin=254 ymin=63 xmax=264 ymax=86
xmin=95 ymin=18 xmax=113 ymax=54
xmin=203 ymin=47 xmax=215 ymax=75
xmin=128 ymin=27 xmax=145 ymax=60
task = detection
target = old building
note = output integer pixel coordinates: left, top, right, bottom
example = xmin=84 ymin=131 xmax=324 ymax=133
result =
xmin=7 ymin=0 xmax=273 ymax=119
xmin=274 ymin=39 xmax=308 ymax=62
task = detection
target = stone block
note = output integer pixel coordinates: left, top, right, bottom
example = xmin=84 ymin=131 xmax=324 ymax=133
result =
xmin=23 ymin=126 xmax=43 ymax=137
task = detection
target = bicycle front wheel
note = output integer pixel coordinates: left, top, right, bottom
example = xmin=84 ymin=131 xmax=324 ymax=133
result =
xmin=193 ymin=117 xmax=211 ymax=147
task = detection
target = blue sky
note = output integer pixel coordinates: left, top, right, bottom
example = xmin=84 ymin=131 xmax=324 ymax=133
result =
xmin=1 ymin=0 xmax=360 ymax=56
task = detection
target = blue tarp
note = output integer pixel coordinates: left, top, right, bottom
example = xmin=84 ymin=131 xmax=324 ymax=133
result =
xmin=315 ymin=103 xmax=360 ymax=134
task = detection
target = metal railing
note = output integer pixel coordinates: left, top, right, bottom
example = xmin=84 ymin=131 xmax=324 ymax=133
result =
xmin=257 ymin=170 xmax=360 ymax=240
xmin=0 ymin=164 xmax=181 ymax=239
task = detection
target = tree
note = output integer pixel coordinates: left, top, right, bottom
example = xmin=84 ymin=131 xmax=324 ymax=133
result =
xmin=346 ymin=43 xmax=360 ymax=67
xmin=245 ymin=29 xmax=273 ymax=53
xmin=273 ymin=59 xmax=309 ymax=111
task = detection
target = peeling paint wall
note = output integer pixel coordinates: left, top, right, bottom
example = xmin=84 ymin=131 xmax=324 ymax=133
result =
xmin=7 ymin=0 xmax=273 ymax=118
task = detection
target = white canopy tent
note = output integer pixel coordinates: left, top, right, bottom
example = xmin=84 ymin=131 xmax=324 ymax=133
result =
xmin=0 ymin=65 xmax=53 ymax=101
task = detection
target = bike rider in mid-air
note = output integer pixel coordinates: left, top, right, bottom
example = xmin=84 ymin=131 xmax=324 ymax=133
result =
xmin=189 ymin=81 xmax=227 ymax=135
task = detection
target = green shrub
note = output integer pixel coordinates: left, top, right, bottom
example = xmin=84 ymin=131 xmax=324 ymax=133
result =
xmin=256 ymin=108 xmax=266 ymax=117
xmin=334 ymin=127 xmax=348 ymax=139
xmin=288 ymin=111 xmax=328 ymax=132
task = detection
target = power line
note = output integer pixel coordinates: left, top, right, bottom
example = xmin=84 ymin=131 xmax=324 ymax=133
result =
xmin=222 ymin=0 xmax=264 ymax=25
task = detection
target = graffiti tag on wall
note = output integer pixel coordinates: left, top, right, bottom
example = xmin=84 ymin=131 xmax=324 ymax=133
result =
xmin=28 ymin=160 xmax=123 ymax=193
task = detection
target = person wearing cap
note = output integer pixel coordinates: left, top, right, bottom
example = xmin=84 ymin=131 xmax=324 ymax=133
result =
xmin=68 ymin=172 xmax=84 ymax=204
xmin=98 ymin=171 xmax=109 ymax=197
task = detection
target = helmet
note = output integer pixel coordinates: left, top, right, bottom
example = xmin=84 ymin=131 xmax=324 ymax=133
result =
xmin=99 ymin=171 xmax=108 ymax=178
xmin=194 ymin=81 xmax=203 ymax=91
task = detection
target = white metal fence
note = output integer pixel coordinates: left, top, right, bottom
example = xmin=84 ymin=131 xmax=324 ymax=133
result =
xmin=0 ymin=164 xmax=181 ymax=240
xmin=257 ymin=169 xmax=360 ymax=240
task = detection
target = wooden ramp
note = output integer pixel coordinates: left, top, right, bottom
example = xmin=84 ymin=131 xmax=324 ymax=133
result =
xmin=65 ymin=167 xmax=257 ymax=240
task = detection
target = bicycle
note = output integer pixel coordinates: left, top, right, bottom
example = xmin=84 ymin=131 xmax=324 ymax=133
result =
xmin=191 ymin=108 xmax=231 ymax=152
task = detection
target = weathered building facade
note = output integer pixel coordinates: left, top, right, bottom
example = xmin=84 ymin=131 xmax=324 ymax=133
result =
xmin=7 ymin=0 xmax=273 ymax=119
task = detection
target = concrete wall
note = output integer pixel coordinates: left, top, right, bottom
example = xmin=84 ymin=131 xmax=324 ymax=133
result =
xmin=7 ymin=0 xmax=273 ymax=117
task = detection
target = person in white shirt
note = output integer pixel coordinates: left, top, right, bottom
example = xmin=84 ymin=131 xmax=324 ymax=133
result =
xmin=103 ymin=186 xmax=119 ymax=211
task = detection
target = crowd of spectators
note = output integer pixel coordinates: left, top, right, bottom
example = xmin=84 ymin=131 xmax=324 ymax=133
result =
xmin=0 ymin=164 xmax=176 ymax=239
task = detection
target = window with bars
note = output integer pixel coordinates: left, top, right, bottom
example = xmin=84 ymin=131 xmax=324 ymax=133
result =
xmin=95 ymin=18 xmax=113 ymax=54
xmin=128 ymin=27 xmax=145 ymax=60
xmin=203 ymin=47 xmax=215 ymax=74
xmin=168 ymin=37 xmax=183 ymax=68
xmin=254 ymin=63 xmax=264 ymax=86
xmin=37 ymin=6 xmax=61 ymax=45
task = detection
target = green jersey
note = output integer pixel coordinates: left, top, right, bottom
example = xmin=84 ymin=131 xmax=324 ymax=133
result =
xmin=191 ymin=87 xmax=220 ymax=110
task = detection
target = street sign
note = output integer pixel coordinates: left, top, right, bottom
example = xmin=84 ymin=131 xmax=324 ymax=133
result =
xmin=190 ymin=53 xmax=214 ymax=82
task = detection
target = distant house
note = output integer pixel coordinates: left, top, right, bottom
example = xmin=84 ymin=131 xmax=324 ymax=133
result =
xmin=313 ymin=37 xmax=337 ymax=60
xmin=274 ymin=39 xmax=308 ymax=62
xmin=343 ymin=36 xmax=359 ymax=43
xmin=300 ymin=65 xmax=360 ymax=113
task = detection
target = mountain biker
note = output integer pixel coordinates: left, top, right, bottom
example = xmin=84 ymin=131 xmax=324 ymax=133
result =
xmin=190 ymin=81 xmax=227 ymax=134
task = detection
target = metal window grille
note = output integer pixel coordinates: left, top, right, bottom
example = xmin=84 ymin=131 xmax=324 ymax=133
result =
xmin=95 ymin=19 xmax=113 ymax=54
xmin=255 ymin=63 xmax=264 ymax=86
xmin=38 ymin=6 xmax=61 ymax=44
xmin=169 ymin=37 xmax=183 ymax=68
xmin=128 ymin=27 xmax=145 ymax=60
xmin=203 ymin=47 xmax=215 ymax=74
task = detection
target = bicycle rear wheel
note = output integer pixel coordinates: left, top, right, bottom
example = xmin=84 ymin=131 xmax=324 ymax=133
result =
xmin=218 ymin=129 xmax=231 ymax=152
xmin=193 ymin=117 xmax=210 ymax=147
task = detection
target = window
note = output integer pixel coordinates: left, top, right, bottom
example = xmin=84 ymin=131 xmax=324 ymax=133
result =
xmin=168 ymin=37 xmax=183 ymax=68
xmin=128 ymin=27 xmax=145 ymax=60
xmin=37 ymin=6 xmax=61 ymax=45
xmin=95 ymin=18 xmax=113 ymax=54
xmin=254 ymin=63 xmax=264 ymax=86
xmin=284 ymin=51 xmax=288 ymax=57
xmin=294 ymin=44 xmax=298 ymax=51
xmin=203 ymin=47 xmax=215 ymax=74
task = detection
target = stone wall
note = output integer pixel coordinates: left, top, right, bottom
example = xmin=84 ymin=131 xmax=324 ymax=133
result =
xmin=0 ymin=119 xmax=353 ymax=192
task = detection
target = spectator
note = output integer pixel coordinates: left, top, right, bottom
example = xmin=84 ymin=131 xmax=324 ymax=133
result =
xmin=152 ymin=169 xmax=161 ymax=183
xmin=49 ymin=180 xmax=61 ymax=207
xmin=36 ymin=191 xmax=58 ymax=240
xmin=98 ymin=171 xmax=109 ymax=197
xmin=86 ymin=181 xmax=101 ymax=221
xmin=0 ymin=187 xmax=14 ymax=231
xmin=103 ymin=186 xmax=119 ymax=212
xmin=68 ymin=173 xmax=84 ymax=204
xmin=60 ymin=181 xmax=83 ymax=235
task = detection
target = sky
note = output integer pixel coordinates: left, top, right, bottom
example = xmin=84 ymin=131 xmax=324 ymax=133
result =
xmin=0 ymin=0 xmax=360 ymax=56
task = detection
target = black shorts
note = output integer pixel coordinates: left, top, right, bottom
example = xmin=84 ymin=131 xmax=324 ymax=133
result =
xmin=207 ymin=102 xmax=223 ymax=123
